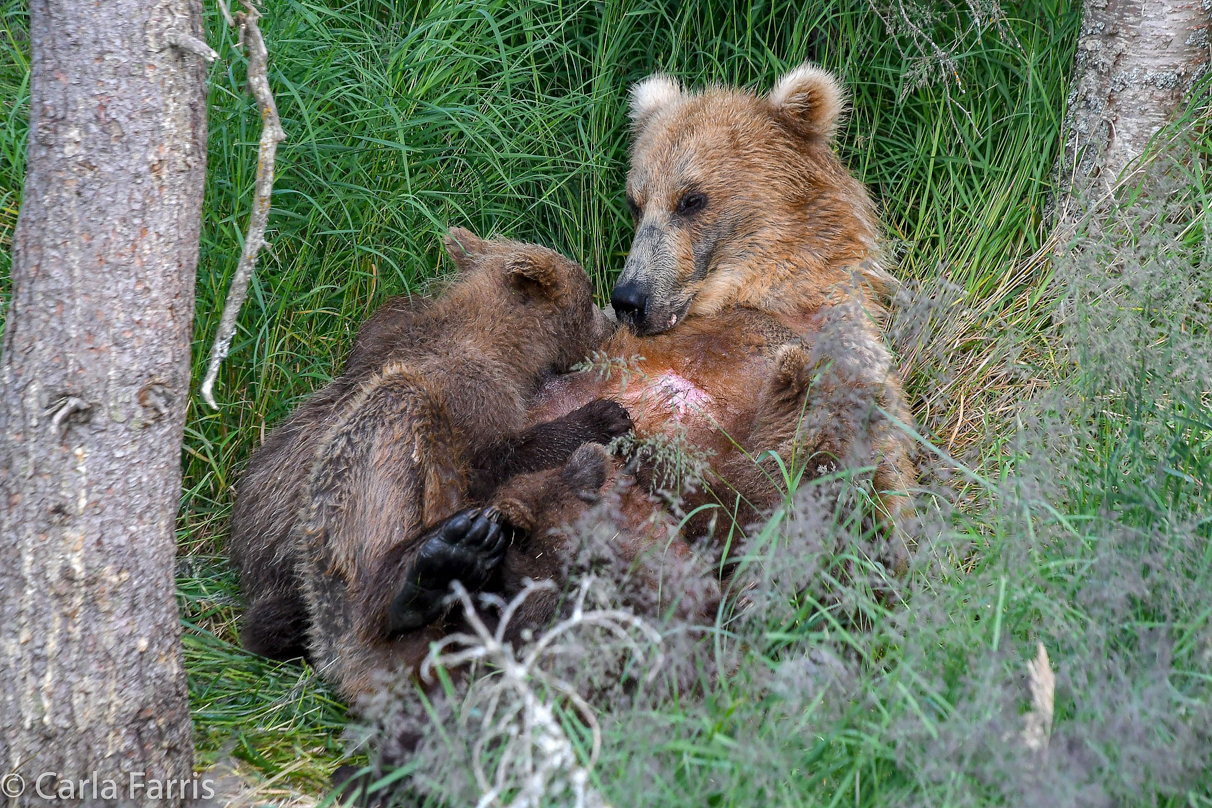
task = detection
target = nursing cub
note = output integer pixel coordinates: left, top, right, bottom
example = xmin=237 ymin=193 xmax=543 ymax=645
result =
xmin=230 ymin=230 xmax=631 ymax=699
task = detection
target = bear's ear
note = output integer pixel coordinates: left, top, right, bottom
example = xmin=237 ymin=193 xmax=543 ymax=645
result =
xmin=444 ymin=227 xmax=486 ymax=273
xmin=766 ymin=63 xmax=845 ymax=140
xmin=629 ymin=73 xmax=682 ymax=133
xmin=769 ymin=342 xmax=819 ymax=401
xmin=560 ymin=444 xmax=609 ymax=501
xmin=506 ymin=252 xmax=565 ymax=301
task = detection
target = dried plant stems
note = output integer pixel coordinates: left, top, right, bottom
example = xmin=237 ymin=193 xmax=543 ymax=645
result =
xmin=422 ymin=579 xmax=664 ymax=808
xmin=201 ymin=0 xmax=286 ymax=410
xmin=1022 ymin=641 xmax=1055 ymax=752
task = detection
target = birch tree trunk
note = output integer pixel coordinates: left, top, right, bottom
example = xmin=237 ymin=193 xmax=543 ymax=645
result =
xmin=1060 ymin=0 xmax=1209 ymax=200
xmin=0 ymin=0 xmax=208 ymax=803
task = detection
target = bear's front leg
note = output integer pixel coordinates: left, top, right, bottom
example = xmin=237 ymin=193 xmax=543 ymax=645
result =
xmin=466 ymin=398 xmax=632 ymax=500
xmin=385 ymin=507 xmax=512 ymax=634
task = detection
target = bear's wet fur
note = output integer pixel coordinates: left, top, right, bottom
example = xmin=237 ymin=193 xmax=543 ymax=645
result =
xmin=234 ymin=64 xmax=918 ymax=706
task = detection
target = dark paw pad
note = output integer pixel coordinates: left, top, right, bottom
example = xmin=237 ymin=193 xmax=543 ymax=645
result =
xmin=387 ymin=508 xmax=511 ymax=635
xmin=571 ymin=398 xmax=633 ymax=444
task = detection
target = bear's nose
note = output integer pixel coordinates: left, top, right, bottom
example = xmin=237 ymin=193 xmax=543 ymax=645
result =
xmin=611 ymin=281 xmax=649 ymax=328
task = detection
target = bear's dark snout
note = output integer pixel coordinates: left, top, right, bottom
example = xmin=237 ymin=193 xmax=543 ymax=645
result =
xmin=610 ymin=280 xmax=650 ymax=329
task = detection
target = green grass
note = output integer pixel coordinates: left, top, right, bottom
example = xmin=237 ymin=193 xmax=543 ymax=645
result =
xmin=3 ymin=0 xmax=1211 ymax=803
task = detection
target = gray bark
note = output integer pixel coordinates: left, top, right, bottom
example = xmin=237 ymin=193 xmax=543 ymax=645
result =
xmin=1061 ymin=0 xmax=1209 ymax=199
xmin=0 ymin=0 xmax=208 ymax=804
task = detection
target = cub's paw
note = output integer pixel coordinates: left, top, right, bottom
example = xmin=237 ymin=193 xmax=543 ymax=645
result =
xmin=567 ymin=398 xmax=634 ymax=444
xmin=386 ymin=508 xmax=512 ymax=634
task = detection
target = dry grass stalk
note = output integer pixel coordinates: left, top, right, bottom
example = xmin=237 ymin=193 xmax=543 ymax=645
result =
xmin=199 ymin=757 xmax=319 ymax=808
xmin=421 ymin=578 xmax=665 ymax=808
xmin=892 ymin=120 xmax=1194 ymax=467
xmin=1022 ymin=641 xmax=1055 ymax=752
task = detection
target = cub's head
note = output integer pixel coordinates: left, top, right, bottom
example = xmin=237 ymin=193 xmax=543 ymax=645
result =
xmin=613 ymin=64 xmax=881 ymax=335
xmin=443 ymin=227 xmax=614 ymax=373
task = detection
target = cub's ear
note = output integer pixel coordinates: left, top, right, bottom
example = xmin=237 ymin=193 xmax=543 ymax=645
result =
xmin=766 ymin=63 xmax=845 ymax=140
xmin=506 ymin=252 xmax=566 ymax=300
xmin=768 ymin=342 xmax=818 ymax=402
xmin=629 ymin=73 xmax=682 ymax=133
xmin=444 ymin=227 xmax=487 ymax=273
xmin=561 ymin=444 xmax=610 ymax=501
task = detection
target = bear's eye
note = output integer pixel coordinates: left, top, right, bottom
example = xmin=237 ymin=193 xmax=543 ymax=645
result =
xmin=676 ymin=191 xmax=707 ymax=216
xmin=626 ymin=195 xmax=641 ymax=221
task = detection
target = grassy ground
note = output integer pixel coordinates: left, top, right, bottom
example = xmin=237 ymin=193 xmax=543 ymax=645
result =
xmin=3 ymin=0 xmax=1211 ymax=804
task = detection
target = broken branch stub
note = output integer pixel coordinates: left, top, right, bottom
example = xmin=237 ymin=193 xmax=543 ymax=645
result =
xmin=200 ymin=0 xmax=286 ymax=410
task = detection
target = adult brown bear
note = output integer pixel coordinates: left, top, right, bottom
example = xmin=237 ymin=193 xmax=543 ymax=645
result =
xmin=528 ymin=63 xmax=917 ymax=562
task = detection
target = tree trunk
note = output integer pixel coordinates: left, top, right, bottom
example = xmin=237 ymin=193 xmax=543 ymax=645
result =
xmin=1060 ymin=0 xmax=1209 ymax=199
xmin=0 ymin=0 xmax=208 ymax=804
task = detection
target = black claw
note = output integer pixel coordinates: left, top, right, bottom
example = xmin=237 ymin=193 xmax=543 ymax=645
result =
xmin=479 ymin=522 xmax=506 ymax=552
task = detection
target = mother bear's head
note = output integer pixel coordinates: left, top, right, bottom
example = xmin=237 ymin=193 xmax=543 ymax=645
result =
xmin=611 ymin=64 xmax=893 ymax=336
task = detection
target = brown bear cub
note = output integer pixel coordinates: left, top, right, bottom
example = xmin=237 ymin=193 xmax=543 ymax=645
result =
xmin=229 ymin=230 xmax=632 ymax=698
xmin=230 ymin=291 xmax=454 ymax=661
xmin=530 ymin=64 xmax=917 ymax=564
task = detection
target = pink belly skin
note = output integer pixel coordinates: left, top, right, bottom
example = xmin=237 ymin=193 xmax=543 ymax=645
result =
xmin=621 ymin=371 xmax=714 ymax=424
xmin=530 ymin=369 xmax=725 ymax=446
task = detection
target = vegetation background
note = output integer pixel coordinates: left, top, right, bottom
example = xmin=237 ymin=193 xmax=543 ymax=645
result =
xmin=1 ymin=0 xmax=1209 ymax=804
